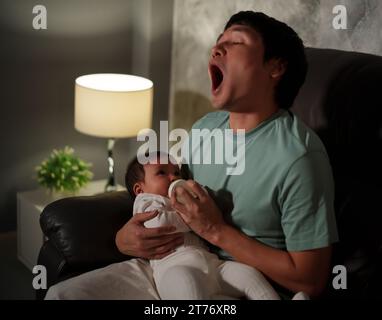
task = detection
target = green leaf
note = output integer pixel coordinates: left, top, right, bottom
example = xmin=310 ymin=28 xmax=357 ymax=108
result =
xmin=35 ymin=146 xmax=93 ymax=193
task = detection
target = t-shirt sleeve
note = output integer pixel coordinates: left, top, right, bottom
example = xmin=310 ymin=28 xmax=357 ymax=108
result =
xmin=279 ymin=151 xmax=339 ymax=251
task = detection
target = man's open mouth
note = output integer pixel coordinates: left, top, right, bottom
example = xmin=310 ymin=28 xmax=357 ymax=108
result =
xmin=210 ymin=64 xmax=224 ymax=93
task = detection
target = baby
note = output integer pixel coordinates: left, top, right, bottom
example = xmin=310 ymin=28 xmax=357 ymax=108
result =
xmin=125 ymin=151 xmax=287 ymax=300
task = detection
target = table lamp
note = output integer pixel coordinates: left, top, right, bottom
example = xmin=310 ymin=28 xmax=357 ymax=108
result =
xmin=75 ymin=73 xmax=153 ymax=191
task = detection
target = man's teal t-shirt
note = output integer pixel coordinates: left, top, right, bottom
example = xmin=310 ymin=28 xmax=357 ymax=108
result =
xmin=184 ymin=109 xmax=338 ymax=259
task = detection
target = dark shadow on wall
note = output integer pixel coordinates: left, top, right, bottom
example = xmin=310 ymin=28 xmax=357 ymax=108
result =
xmin=171 ymin=90 xmax=214 ymax=131
xmin=147 ymin=0 xmax=174 ymax=133
xmin=0 ymin=0 xmax=133 ymax=232
xmin=0 ymin=0 xmax=175 ymax=232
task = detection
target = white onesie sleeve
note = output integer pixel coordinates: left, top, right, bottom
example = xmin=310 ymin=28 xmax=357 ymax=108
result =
xmin=133 ymin=193 xmax=190 ymax=233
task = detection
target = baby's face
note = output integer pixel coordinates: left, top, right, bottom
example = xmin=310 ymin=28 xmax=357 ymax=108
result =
xmin=140 ymin=163 xmax=181 ymax=197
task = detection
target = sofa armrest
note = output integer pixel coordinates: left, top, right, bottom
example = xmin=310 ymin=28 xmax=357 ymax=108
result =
xmin=36 ymin=240 xmax=68 ymax=299
xmin=39 ymin=191 xmax=134 ymax=276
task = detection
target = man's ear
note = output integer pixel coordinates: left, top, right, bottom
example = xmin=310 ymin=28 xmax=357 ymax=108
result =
xmin=133 ymin=182 xmax=144 ymax=195
xmin=269 ymin=58 xmax=287 ymax=79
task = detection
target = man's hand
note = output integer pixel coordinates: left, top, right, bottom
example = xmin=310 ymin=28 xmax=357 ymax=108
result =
xmin=115 ymin=211 xmax=184 ymax=259
xmin=170 ymin=180 xmax=227 ymax=242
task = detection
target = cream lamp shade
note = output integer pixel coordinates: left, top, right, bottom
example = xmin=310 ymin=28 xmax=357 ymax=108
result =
xmin=75 ymin=73 xmax=153 ymax=138
xmin=74 ymin=73 xmax=153 ymax=191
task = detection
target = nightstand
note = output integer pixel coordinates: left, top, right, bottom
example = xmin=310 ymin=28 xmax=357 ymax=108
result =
xmin=17 ymin=180 xmax=125 ymax=270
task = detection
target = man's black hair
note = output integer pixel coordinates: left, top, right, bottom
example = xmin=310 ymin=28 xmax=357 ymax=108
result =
xmin=225 ymin=11 xmax=308 ymax=110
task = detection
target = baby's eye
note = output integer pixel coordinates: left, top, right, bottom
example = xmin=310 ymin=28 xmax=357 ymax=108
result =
xmin=157 ymin=170 xmax=166 ymax=175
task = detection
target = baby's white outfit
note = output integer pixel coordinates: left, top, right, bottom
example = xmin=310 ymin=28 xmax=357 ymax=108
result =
xmin=133 ymin=193 xmax=281 ymax=300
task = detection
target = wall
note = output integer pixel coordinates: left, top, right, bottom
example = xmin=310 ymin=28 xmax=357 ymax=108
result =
xmin=2 ymin=0 xmax=379 ymax=231
xmin=130 ymin=0 xmax=174 ymax=132
xmin=169 ymin=0 xmax=382 ymax=130
xmin=0 ymin=0 xmax=174 ymax=231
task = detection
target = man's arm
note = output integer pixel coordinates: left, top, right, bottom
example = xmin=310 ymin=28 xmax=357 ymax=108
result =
xmin=171 ymin=181 xmax=333 ymax=298
xmin=115 ymin=211 xmax=184 ymax=259
xmin=211 ymin=223 xmax=332 ymax=297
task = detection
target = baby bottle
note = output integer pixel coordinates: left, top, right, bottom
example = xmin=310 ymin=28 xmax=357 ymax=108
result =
xmin=168 ymin=179 xmax=201 ymax=204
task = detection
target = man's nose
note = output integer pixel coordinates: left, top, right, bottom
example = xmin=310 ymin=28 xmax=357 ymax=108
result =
xmin=211 ymin=44 xmax=225 ymax=58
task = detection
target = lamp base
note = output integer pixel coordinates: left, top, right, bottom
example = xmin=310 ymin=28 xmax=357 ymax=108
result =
xmin=105 ymin=138 xmax=117 ymax=192
xmin=105 ymin=182 xmax=118 ymax=192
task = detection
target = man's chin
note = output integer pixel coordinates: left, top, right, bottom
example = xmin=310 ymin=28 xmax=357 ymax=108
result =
xmin=212 ymin=102 xmax=233 ymax=112
xmin=210 ymin=97 xmax=226 ymax=110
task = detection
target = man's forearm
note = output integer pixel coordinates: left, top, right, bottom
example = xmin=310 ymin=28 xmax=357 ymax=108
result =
xmin=206 ymin=224 xmax=331 ymax=297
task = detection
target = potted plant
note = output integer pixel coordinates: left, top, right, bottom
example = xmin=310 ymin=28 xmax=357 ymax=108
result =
xmin=35 ymin=146 xmax=93 ymax=197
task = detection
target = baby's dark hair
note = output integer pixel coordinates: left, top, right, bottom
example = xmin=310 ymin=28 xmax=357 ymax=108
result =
xmin=125 ymin=151 xmax=191 ymax=199
xmin=125 ymin=156 xmax=145 ymax=199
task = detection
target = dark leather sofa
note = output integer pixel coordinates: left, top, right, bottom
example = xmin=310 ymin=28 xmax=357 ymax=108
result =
xmin=37 ymin=47 xmax=382 ymax=300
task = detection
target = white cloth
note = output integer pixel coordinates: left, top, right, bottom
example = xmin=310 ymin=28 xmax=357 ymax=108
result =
xmin=45 ymin=258 xmax=160 ymax=300
xmin=132 ymin=193 xmax=281 ymax=300
xmin=134 ymin=193 xmax=207 ymax=250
